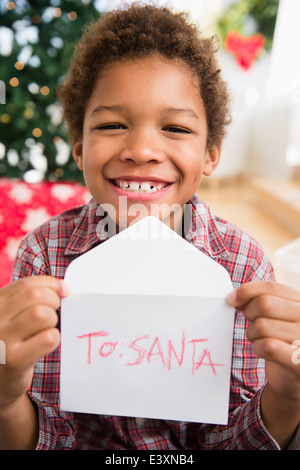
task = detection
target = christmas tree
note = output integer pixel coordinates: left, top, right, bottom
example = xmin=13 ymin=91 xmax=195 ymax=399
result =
xmin=0 ymin=0 xmax=102 ymax=183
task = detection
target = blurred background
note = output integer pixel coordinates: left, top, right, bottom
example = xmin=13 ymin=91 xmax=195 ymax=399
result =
xmin=0 ymin=0 xmax=300 ymax=288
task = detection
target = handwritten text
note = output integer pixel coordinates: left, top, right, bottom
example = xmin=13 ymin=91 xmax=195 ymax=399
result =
xmin=76 ymin=330 xmax=224 ymax=376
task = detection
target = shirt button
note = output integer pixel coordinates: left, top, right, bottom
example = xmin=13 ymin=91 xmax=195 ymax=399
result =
xmin=135 ymin=417 xmax=145 ymax=427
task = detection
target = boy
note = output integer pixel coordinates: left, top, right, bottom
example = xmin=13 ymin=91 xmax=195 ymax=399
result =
xmin=0 ymin=4 xmax=300 ymax=450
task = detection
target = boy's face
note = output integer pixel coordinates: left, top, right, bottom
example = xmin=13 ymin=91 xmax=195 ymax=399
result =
xmin=73 ymin=54 xmax=220 ymax=231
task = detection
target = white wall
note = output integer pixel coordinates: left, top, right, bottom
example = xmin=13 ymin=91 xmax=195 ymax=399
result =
xmin=215 ymin=0 xmax=300 ymax=180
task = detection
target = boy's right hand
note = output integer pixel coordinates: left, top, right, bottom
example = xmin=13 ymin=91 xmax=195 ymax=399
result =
xmin=0 ymin=276 xmax=70 ymax=410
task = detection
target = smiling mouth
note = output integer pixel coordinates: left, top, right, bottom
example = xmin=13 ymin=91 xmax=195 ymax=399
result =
xmin=112 ymin=179 xmax=170 ymax=194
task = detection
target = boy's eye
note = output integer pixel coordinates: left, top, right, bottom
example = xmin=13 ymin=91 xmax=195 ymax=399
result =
xmin=163 ymin=126 xmax=191 ymax=134
xmin=96 ymin=123 xmax=125 ymax=130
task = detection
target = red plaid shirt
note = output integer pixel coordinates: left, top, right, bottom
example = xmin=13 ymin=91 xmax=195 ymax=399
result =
xmin=11 ymin=194 xmax=285 ymax=449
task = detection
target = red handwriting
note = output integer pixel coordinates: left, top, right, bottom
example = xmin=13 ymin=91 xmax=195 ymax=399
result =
xmin=76 ymin=330 xmax=224 ymax=376
xmin=76 ymin=331 xmax=109 ymax=365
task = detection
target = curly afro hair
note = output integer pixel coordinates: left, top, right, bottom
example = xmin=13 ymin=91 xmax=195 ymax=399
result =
xmin=57 ymin=3 xmax=231 ymax=150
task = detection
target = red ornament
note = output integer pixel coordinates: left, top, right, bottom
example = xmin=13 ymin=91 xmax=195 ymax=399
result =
xmin=225 ymin=30 xmax=265 ymax=70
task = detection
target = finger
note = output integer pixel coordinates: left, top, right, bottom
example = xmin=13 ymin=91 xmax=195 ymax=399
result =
xmin=247 ymin=317 xmax=300 ymax=344
xmin=0 ymin=276 xmax=70 ymax=306
xmin=3 ymin=305 xmax=59 ymax=341
xmin=227 ymin=281 xmax=300 ymax=310
xmin=252 ymin=337 xmax=299 ymax=370
xmin=241 ymin=295 xmax=300 ymax=323
xmin=1 ymin=285 xmax=62 ymax=323
xmin=8 ymin=328 xmax=60 ymax=370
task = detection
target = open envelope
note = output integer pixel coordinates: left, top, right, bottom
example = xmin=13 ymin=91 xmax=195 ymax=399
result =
xmin=60 ymin=216 xmax=235 ymax=425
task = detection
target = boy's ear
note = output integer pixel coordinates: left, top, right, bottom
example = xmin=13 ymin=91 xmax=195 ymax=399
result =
xmin=203 ymin=146 xmax=221 ymax=176
xmin=73 ymin=141 xmax=83 ymax=171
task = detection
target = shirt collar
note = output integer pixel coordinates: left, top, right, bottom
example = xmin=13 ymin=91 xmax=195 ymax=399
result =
xmin=64 ymin=194 xmax=229 ymax=260
xmin=184 ymin=194 xmax=230 ymax=260
xmin=64 ymin=198 xmax=106 ymax=256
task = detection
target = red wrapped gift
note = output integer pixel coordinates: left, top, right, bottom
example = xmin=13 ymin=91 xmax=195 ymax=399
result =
xmin=0 ymin=178 xmax=90 ymax=287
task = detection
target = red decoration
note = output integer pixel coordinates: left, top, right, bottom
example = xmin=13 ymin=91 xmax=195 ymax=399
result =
xmin=0 ymin=178 xmax=90 ymax=287
xmin=225 ymin=30 xmax=265 ymax=70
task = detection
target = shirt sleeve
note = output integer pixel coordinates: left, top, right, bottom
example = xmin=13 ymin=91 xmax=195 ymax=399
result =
xmin=188 ymin=386 xmax=279 ymax=450
xmin=12 ymin=233 xmax=77 ymax=450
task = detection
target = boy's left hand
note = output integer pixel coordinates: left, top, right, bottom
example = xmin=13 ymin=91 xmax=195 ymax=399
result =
xmin=227 ymin=281 xmax=300 ymax=400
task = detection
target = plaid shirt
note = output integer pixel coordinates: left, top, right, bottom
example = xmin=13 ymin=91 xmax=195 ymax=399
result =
xmin=12 ymin=194 xmax=284 ymax=450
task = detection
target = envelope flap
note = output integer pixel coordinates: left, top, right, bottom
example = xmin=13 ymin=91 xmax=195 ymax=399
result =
xmin=64 ymin=216 xmax=232 ymax=296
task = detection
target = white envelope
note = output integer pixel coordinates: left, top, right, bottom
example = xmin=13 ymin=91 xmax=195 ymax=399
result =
xmin=60 ymin=216 xmax=234 ymax=424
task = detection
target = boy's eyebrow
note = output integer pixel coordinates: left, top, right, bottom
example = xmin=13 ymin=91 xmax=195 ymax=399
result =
xmin=89 ymin=105 xmax=200 ymax=120
xmin=165 ymin=107 xmax=200 ymax=120
xmin=89 ymin=105 xmax=124 ymax=118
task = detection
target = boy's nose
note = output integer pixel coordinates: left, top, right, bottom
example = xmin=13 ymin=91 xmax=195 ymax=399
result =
xmin=119 ymin=130 xmax=165 ymax=164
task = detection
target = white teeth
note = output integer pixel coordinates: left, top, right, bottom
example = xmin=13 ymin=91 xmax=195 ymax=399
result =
xmin=115 ymin=180 xmax=167 ymax=193
xmin=119 ymin=181 xmax=129 ymax=189
xmin=140 ymin=182 xmax=151 ymax=191
xmin=129 ymin=182 xmax=140 ymax=191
